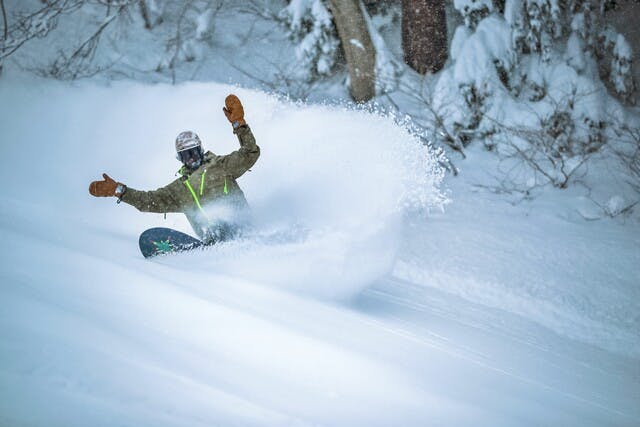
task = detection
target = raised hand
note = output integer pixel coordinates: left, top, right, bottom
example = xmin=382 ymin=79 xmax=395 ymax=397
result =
xmin=223 ymin=94 xmax=246 ymax=129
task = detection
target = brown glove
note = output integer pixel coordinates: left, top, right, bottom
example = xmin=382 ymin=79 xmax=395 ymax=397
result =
xmin=89 ymin=173 xmax=125 ymax=197
xmin=222 ymin=94 xmax=246 ymax=129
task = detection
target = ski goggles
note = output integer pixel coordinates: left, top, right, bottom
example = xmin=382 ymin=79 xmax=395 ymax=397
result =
xmin=177 ymin=146 xmax=203 ymax=164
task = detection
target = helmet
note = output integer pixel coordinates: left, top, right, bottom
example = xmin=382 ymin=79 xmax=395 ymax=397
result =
xmin=175 ymin=130 xmax=202 ymax=152
xmin=175 ymin=131 xmax=204 ymax=169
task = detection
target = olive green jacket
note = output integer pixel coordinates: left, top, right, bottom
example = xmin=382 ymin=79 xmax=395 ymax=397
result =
xmin=120 ymin=125 xmax=260 ymax=240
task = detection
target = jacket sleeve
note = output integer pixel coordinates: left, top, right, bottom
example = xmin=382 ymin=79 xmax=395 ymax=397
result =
xmin=119 ymin=179 xmax=183 ymax=213
xmin=219 ymin=125 xmax=260 ymax=179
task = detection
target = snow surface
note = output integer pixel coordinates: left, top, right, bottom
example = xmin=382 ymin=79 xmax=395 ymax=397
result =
xmin=0 ymin=76 xmax=639 ymax=426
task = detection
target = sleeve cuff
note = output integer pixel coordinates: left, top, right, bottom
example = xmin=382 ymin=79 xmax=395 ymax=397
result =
xmin=233 ymin=123 xmax=249 ymax=134
xmin=115 ymin=184 xmax=128 ymax=203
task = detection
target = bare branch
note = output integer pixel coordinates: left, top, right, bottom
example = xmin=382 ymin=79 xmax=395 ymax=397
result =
xmin=0 ymin=0 xmax=85 ymax=62
xmin=40 ymin=5 xmax=125 ymax=79
xmin=230 ymin=0 xmax=279 ymax=21
xmin=393 ymin=79 xmax=467 ymax=158
xmin=1 ymin=0 xmax=8 ymax=40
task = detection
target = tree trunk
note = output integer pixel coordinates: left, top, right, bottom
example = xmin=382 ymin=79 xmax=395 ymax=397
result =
xmin=328 ymin=0 xmax=376 ymax=102
xmin=401 ymin=0 xmax=448 ymax=74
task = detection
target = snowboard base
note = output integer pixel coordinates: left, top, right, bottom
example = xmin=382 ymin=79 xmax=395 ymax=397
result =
xmin=139 ymin=227 xmax=204 ymax=258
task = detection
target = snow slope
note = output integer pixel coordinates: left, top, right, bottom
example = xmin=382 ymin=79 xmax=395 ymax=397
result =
xmin=0 ymin=77 xmax=639 ymax=426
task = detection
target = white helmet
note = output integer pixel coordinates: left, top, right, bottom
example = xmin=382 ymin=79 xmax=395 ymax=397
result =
xmin=175 ymin=130 xmax=202 ymax=152
xmin=175 ymin=131 xmax=204 ymax=169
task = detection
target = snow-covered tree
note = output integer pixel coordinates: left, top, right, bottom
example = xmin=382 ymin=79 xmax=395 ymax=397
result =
xmin=435 ymin=13 xmax=515 ymax=144
xmin=279 ymin=0 xmax=402 ymax=98
xmin=569 ymin=0 xmax=603 ymax=55
xmin=523 ymin=0 xmax=559 ymax=62
xmin=454 ymin=0 xmax=493 ymax=30
xmin=611 ymin=34 xmax=635 ymax=104
xmin=279 ymin=0 xmax=340 ymax=82
xmin=364 ymin=3 xmax=402 ymax=94
xmin=427 ymin=0 xmax=640 ymax=192
xmin=504 ymin=0 xmax=527 ymax=54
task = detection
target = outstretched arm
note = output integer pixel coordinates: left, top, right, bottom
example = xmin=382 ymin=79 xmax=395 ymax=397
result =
xmin=119 ymin=182 xmax=183 ymax=213
xmin=89 ymin=174 xmax=183 ymax=213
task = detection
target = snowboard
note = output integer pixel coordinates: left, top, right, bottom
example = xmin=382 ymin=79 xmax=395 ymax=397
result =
xmin=139 ymin=227 xmax=204 ymax=258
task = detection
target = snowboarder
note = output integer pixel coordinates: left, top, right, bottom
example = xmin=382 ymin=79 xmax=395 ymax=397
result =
xmin=89 ymin=94 xmax=260 ymax=245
